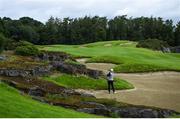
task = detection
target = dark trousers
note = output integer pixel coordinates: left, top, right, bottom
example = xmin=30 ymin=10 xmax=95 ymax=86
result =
xmin=108 ymin=80 xmax=115 ymax=93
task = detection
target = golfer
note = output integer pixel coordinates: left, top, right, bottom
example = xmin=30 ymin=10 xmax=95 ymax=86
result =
xmin=107 ymin=69 xmax=115 ymax=94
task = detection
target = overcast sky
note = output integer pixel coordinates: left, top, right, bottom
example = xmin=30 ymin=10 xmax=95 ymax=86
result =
xmin=0 ymin=0 xmax=179 ymax=23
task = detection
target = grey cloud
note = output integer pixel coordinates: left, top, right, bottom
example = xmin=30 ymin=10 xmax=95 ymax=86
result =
xmin=0 ymin=0 xmax=179 ymax=23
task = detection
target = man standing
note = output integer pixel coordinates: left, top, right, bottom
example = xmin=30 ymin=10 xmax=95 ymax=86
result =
xmin=107 ymin=69 xmax=115 ymax=94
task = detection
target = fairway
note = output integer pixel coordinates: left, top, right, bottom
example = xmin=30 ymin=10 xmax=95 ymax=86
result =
xmin=39 ymin=40 xmax=180 ymax=73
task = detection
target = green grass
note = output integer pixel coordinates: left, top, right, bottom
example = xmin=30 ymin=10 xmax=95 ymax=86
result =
xmin=44 ymin=74 xmax=134 ymax=90
xmin=38 ymin=40 xmax=180 ymax=73
xmin=170 ymin=114 xmax=180 ymax=118
xmin=83 ymin=40 xmax=137 ymax=47
xmin=114 ymin=63 xmax=170 ymax=73
xmin=65 ymin=59 xmax=82 ymax=66
xmin=0 ymin=82 xmax=100 ymax=118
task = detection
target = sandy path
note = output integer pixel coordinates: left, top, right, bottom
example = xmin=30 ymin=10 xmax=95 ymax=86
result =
xmin=76 ymin=58 xmax=180 ymax=112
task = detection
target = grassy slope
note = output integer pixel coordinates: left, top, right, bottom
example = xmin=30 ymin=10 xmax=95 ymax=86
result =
xmin=44 ymin=74 xmax=134 ymax=90
xmin=0 ymin=82 xmax=99 ymax=118
xmin=38 ymin=40 xmax=180 ymax=72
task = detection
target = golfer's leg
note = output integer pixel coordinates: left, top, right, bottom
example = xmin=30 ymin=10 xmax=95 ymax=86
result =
xmin=108 ymin=81 xmax=110 ymax=93
xmin=112 ymin=81 xmax=115 ymax=93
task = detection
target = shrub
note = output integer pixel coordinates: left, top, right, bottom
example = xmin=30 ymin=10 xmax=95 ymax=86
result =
xmin=4 ymin=40 xmax=33 ymax=50
xmin=17 ymin=40 xmax=33 ymax=47
xmin=15 ymin=44 xmax=39 ymax=56
xmin=0 ymin=34 xmax=7 ymax=52
xmin=136 ymin=39 xmax=169 ymax=51
xmin=4 ymin=39 xmax=19 ymax=50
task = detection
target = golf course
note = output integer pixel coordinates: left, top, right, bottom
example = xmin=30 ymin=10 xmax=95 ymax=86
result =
xmin=39 ymin=40 xmax=180 ymax=73
xmin=39 ymin=40 xmax=180 ymax=112
xmin=1 ymin=0 xmax=180 ymax=117
xmin=0 ymin=40 xmax=180 ymax=118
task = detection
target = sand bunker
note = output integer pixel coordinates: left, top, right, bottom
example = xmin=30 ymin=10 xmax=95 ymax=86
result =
xmin=76 ymin=58 xmax=180 ymax=112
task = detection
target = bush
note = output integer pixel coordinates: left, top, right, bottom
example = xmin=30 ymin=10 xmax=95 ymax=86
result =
xmin=4 ymin=39 xmax=19 ymax=50
xmin=136 ymin=39 xmax=169 ymax=51
xmin=17 ymin=40 xmax=33 ymax=47
xmin=4 ymin=40 xmax=34 ymax=50
xmin=15 ymin=44 xmax=39 ymax=56
xmin=0 ymin=34 xmax=7 ymax=52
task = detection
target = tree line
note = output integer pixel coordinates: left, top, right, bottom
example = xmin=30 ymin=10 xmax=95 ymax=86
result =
xmin=0 ymin=16 xmax=180 ymax=46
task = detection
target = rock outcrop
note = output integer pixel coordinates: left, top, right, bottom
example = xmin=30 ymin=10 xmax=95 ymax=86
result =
xmin=0 ymin=55 xmax=6 ymax=61
xmin=35 ymin=51 xmax=104 ymax=79
xmin=1 ymin=51 xmax=178 ymax=118
xmin=1 ymin=76 xmax=179 ymax=118
xmin=36 ymin=51 xmax=75 ymax=62
xmin=0 ymin=65 xmax=52 ymax=77
xmin=170 ymin=46 xmax=180 ymax=53
xmin=28 ymin=86 xmax=46 ymax=97
xmin=77 ymin=107 xmax=111 ymax=117
xmin=51 ymin=61 xmax=103 ymax=79
xmin=78 ymin=106 xmax=178 ymax=118
xmin=110 ymin=107 xmax=176 ymax=118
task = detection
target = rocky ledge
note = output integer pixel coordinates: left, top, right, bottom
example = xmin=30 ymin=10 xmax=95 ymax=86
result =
xmin=0 ymin=55 xmax=7 ymax=61
xmin=0 ymin=65 xmax=52 ymax=77
xmin=36 ymin=51 xmax=104 ymax=79
xmin=1 ymin=76 xmax=179 ymax=118
xmin=35 ymin=51 xmax=75 ymax=62
xmin=52 ymin=61 xmax=103 ymax=79
xmin=0 ymin=51 xmax=179 ymax=118
xmin=78 ymin=106 xmax=178 ymax=118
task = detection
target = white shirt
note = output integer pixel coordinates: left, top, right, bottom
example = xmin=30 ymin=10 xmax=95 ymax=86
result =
xmin=107 ymin=72 xmax=114 ymax=81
